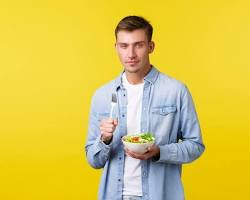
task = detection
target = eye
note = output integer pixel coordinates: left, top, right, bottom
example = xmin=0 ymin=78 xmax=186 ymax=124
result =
xmin=119 ymin=44 xmax=127 ymax=49
xmin=135 ymin=43 xmax=144 ymax=48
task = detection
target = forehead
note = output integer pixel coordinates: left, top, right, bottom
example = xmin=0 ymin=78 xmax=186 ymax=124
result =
xmin=116 ymin=29 xmax=148 ymax=43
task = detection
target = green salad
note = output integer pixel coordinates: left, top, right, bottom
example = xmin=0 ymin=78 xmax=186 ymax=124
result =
xmin=123 ymin=133 xmax=155 ymax=143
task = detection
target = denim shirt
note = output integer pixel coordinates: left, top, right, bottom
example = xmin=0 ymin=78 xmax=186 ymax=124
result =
xmin=85 ymin=66 xmax=205 ymax=200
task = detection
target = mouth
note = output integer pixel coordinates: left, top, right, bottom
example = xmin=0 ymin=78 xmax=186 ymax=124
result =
xmin=126 ymin=61 xmax=139 ymax=65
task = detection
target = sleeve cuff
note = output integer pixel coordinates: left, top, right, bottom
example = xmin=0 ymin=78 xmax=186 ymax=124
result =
xmin=95 ymin=135 xmax=112 ymax=153
xmin=155 ymin=144 xmax=178 ymax=163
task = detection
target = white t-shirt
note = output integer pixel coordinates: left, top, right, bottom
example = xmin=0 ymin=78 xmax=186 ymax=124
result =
xmin=122 ymin=73 xmax=144 ymax=196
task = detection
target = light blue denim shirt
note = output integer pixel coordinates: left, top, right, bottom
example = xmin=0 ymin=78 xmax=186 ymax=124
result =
xmin=85 ymin=66 xmax=205 ymax=200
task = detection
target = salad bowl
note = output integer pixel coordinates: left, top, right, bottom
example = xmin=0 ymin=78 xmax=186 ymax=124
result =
xmin=122 ymin=133 xmax=155 ymax=154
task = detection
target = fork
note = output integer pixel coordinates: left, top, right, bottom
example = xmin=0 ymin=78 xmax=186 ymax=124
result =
xmin=110 ymin=93 xmax=117 ymax=119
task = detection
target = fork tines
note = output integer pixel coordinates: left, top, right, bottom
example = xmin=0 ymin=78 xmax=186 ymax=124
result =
xmin=112 ymin=93 xmax=117 ymax=103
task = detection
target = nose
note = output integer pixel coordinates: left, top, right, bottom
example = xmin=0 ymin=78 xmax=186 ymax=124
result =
xmin=128 ymin=46 xmax=136 ymax=59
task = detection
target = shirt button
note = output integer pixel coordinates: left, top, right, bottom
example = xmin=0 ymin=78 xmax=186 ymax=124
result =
xmin=143 ymin=172 xmax=147 ymax=177
xmin=123 ymin=94 xmax=126 ymax=96
xmin=118 ymin=179 xmax=121 ymax=182
xmin=122 ymin=114 xmax=125 ymax=117
xmin=119 ymin=157 xmax=122 ymax=160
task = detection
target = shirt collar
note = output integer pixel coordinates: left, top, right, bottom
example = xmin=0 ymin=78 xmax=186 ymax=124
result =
xmin=114 ymin=65 xmax=159 ymax=90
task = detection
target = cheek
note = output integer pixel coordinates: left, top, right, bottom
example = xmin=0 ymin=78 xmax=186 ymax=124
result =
xmin=118 ymin=52 xmax=127 ymax=61
xmin=138 ymin=50 xmax=149 ymax=59
xmin=118 ymin=54 xmax=125 ymax=61
xmin=118 ymin=56 xmax=126 ymax=64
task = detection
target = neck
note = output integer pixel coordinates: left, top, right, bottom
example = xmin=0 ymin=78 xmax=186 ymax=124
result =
xmin=125 ymin=64 xmax=152 ymax=84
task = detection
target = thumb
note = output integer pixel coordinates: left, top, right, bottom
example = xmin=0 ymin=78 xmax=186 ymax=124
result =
xmin=147 ymin=146 xmax=152 ymax=151
xmin=113 ymin=119 xmax=118 ymax=126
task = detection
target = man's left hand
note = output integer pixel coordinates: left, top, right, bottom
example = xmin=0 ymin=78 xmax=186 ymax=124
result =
xmin=124 ymin=145 xmax=160 ymax=160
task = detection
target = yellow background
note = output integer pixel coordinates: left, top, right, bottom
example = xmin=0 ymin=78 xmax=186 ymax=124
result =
xmin=1 ymin=0 xmax=250 ymax=199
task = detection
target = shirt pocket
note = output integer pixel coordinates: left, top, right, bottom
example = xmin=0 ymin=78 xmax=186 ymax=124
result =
xmin=151 ymin=105 xmax=177 ymax=116
xmin=150 ymin=105 xmax=177 ymax=144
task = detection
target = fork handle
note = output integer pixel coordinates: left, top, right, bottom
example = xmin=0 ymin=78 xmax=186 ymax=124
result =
xmin=110 ymin=104 xmax=114 ymax=118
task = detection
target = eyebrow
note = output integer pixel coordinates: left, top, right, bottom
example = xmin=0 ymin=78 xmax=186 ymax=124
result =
xmin=117 ymin=41 xmax=146 ymax=45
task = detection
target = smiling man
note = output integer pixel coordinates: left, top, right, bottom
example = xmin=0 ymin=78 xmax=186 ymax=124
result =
xmin=85 ymin=16 xmax=205 ymax=200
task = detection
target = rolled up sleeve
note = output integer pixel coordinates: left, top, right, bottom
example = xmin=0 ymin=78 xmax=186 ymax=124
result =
xmin=85 ymin=93 xmax=113 ymax=169
xmin=156 ymin=85 xmax=205 ymax=164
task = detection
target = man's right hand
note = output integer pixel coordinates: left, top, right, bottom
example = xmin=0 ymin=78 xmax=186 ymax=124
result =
xmin=100 ymin=118 xmax=118 ymax=144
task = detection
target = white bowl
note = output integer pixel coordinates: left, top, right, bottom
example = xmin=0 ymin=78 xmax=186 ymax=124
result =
xmin=122 ymin=136 xmax=155 ymax=154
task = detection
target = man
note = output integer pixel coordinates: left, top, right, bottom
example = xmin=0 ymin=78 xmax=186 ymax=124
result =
xmin=85 ymin=16 xmax=205 ymax=200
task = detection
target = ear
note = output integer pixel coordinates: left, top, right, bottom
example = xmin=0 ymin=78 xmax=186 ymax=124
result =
xmin=148 ymin=41 xmax=155 ymax=53
xmin=114 ymin=42 xmax=119 ymax=52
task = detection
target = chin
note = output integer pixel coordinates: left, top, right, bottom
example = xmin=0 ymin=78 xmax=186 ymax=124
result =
xmin=124 ymin=63 xmax=141 ymax=72
xmin=125 ymin=66 xmax=141 ymax=73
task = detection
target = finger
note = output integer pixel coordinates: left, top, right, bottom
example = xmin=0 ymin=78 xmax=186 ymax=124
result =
xmin=124 ymin=149 xmax=134 ymax=156
xmin=100 ymin=119 xmax=113 ymax=126
xmin=100 ymin=127 xmax=113 ymax=133
xmin=147 ymin=144 xmax=157 ymax=151
xmin=125 ymin=152 xmax=131 ymax=157
xmin=113 ymin=119 xmax=118 ymax=126
xmin=126 ymin=150 xmax=144 ymax=159
xmin=106 ymin=118 xmax=114 ymax=123
xmin=100 ymin=118 xmax=107 ymax=124
xmin=126 ymin=152 xmax=137 ymax=159
xmin=101 ymin=131 xmax=113 ymax=137
xmin=134 ymin=150 xmax=152 ymax=160
xmin=101 ymin=123 xmax=114 ymax=128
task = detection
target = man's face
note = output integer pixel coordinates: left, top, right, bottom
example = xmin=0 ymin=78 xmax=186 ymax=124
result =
xmin=115 ymin=29 xmax=154 ymax=74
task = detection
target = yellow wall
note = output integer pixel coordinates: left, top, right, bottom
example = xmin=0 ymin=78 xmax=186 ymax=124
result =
xmin=1 ymin=0 xmax=250 ymax=199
